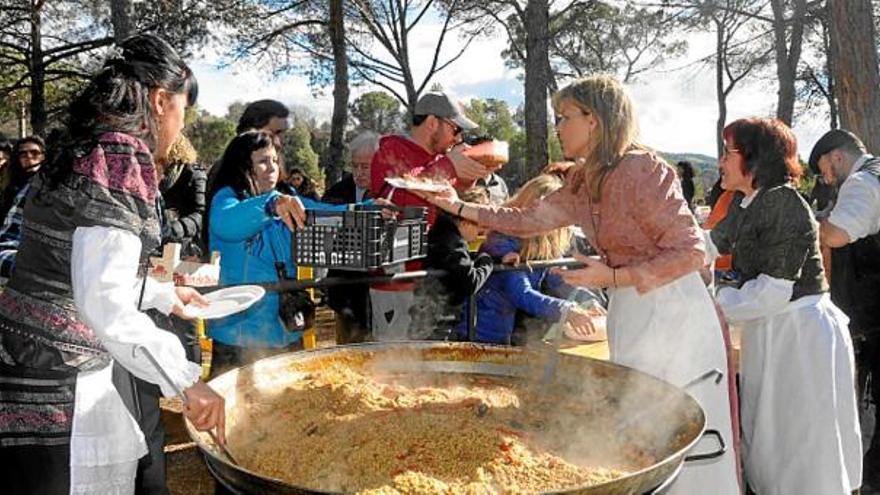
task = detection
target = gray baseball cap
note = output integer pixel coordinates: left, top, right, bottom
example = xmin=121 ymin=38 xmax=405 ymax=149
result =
xmin=414 ymin=91 xmax=478 ymax=131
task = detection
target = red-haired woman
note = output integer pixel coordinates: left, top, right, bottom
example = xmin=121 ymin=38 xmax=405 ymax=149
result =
xmin=710 ymin=118 xmax=861 ymax=494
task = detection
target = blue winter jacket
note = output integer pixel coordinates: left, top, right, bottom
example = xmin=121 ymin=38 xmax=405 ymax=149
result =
xmin=457 ymin=233 xmax=576 ymax=344
xmin=207 ymin=187 xmax=353 ymax=347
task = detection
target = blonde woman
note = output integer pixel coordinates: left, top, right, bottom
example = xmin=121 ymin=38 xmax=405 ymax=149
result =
xmin=419 ymin=75 xmax=740 ymax=493
xmin=458 ymin=174 xmax=598 ymax=344
xmin=156 ymin=133 xmax=207 ymax=258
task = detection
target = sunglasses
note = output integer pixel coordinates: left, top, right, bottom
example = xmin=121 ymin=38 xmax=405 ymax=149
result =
xmin=18 ymin=149 xmax=43 ymax=158
xmin=440 ymin=117 xmax=463 ymax=136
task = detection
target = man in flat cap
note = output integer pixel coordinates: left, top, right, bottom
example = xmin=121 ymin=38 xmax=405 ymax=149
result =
xmin=368 ymin=90 xmax=490 ymax=341
xmin=810 ymin=128 xmax=880 ymax=489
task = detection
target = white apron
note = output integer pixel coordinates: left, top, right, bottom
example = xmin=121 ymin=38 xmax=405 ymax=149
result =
xmin=69 ymin=362 xmax=147 ymax=495
xmin=608 ymin=272 xmax=740 ymax=494
xmin=739 ymin=294 xmax=861 ymax=494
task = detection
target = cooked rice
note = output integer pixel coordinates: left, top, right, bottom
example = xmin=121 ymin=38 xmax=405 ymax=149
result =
xmin=227 ymin=359 xmax=629 ymax=494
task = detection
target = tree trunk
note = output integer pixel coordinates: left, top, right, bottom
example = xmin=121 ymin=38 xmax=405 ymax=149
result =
xmin=770 ymin=0 xmax=806 ymax=126
xmin=29 ymin=1 xmax=45 ymax=136
xmin=109 ymin=0 xmax=135 ymax=43
xmin=322 ymin=0 xmax=349 ymax=185
xmin=821 ymin=15 xmax=838 ymax=129
xmin=523 ymin=0 xmax=550 ymax=178
xmin=829 ymin=0 xmax=880 ymax=153
xmin=715 ymin=19 xmax=725 ymax=158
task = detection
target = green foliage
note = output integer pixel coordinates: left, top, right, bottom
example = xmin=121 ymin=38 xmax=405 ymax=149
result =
xmin=283 ymin=122 xmax=323 ymax=187
xmin=185 ymin=109 xmax=237 ymax=166
xmin=349 ymin=91 xmax=402 ymax=134
xmin=224 ymin=102 xmax=247 ymax=127
xmin=464 ymin=98 xmax=517 ymax=142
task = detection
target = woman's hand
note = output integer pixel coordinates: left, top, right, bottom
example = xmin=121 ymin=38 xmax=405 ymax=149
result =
xmin=564 ymin=306 xmax=598 ymax=337
xmin=183 ymin=381 xmax=226 ymax=444
xmin=411 ymin=185 xmax=460 ymax=213
xmin=275 ymin=194 xmax=306 ymax=231
xmin=553 ymin=252 xmax=615 ymax=288
xmin=170 ymin=287 xmax=209 ymax=320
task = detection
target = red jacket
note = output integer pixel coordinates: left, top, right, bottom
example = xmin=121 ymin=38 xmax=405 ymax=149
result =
xmin=370 ymin=135 xmax=470 ymax=225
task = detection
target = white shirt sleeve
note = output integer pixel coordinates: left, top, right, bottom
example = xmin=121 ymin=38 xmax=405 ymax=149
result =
xmin=702 ymin=229 xmax=719 ymax=265
xmin=828 ymin=172 xmax=880 ymax=241
xmin=71 ymin=226 xmax=201 ymax=397
xmin=716 ymin=273 xmax=795 ymax=323
xmin=139 ymin=277 xmax=177 ymax=315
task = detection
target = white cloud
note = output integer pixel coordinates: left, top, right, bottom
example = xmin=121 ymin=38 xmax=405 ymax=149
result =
xmin=190 ymin=19 xmax=831 ymax=159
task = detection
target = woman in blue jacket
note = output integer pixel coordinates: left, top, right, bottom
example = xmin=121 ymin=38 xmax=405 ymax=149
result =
xmin=458 ymin=174 xmax=600 ymax=344
xmin=205 ymin=131 xmax=355 ymax=370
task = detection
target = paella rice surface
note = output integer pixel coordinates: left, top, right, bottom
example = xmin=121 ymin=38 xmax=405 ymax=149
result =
xmin=227 ymin=358 xmax=629 ymax=493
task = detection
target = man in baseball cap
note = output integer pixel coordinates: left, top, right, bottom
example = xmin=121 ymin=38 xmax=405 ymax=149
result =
xmin=367 ymin=90 xmax=487 ymax=342
xmin=412 ymin=91 xmax=479 ymax=134
xmin=809 ymin=128 xmax=880 ymax=490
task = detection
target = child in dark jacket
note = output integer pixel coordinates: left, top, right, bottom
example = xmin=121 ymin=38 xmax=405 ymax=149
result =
xmin=410 ymin=187 xmax=494 ymax=339
xmin=456 ymin=174 xmax=602 ymax=344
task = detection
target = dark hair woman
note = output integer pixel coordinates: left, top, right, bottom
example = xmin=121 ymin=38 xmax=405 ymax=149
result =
xmin=0 ymin=34 xmax=226 ymax=494
xmin=286 ymin=166 xmax=320 ymax=200
xmin=676 ymin=160 xmax=696 ymax=211
xmin=205 ymin=131 xmax=306 ymax=370
xmin=0 ymin=135 xmax=45 ymax=220
xmin=205 ymin=131 xmax=369 ymax=371
xmin=710 ymin=118 xmax=861 ymax=493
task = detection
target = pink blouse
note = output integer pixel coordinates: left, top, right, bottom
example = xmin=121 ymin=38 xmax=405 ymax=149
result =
xmin=478 ymin=151 xmax=704 ymax=293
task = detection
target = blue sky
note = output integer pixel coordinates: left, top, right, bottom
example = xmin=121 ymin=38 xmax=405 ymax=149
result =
xmin=190 ymin=26 xmax=831 ymax=160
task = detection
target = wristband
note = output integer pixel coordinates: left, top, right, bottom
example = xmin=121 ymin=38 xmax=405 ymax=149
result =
xmin=612 ymin=268 xmax=617 ymax=288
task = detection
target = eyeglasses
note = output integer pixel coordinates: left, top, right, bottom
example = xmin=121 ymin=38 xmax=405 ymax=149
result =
xmin=721 ymin=146 xmax=741 ymax=158
xmin=18 ymin=149 xmax=43 ymax=158
xmin=439 ymin=117 xmax=463 ymax=136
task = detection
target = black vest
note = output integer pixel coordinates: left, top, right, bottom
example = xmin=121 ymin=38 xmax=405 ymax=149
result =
xmin=830 ymin=158 xmax=880 ymax=334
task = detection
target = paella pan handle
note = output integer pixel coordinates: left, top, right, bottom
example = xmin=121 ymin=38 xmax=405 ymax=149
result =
xmin=684 ymin=429 xmax=727 ymax=462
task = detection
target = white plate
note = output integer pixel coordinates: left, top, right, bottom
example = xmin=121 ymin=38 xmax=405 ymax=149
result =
xmin=384 ymin=177 xmax=450 ymax=192
xmin=182 ymin=285 xmax=266 ymax=320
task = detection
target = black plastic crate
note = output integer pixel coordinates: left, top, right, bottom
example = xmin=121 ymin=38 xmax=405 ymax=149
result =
xmin=291 ymin=205 xmax=428 ymax=271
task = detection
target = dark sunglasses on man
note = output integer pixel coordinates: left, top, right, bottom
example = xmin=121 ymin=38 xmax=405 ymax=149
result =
xmin=440 ymin=117 xmax=463 ymax=136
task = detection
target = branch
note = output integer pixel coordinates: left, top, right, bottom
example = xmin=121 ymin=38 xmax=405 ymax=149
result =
xmin=0 ymin=39 xmax=28 ymax=56
xmin=239 ymin=19 xmax=325 ymax=56
xmin=351 ymin=64 xmax=408 ymax=104
xmin=0 ymin=72 xmax=31 ymax=98
xmin=482 ymin=8 xmax=524 ymax=61
xmin=43 ymin=36 xmax=113 ymax=58
xmin=407 ymin=0 xmax=436 ymax=31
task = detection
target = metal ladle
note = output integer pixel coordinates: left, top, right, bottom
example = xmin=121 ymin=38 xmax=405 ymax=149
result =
xmin=132 ymin=345 xmax=239 ymax=465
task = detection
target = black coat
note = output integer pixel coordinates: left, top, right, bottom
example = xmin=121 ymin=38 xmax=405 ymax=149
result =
xmin=410 ymin=213 xmax=493 ymax=337
xmin=322 ymin=174 xmax=368 ymax=204
xmin=159 ymin=163 xmax=207 ymax=258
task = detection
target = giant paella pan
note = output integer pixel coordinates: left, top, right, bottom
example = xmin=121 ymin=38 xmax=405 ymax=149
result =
xmin=186 ymin=342 xmax=724 ymax=494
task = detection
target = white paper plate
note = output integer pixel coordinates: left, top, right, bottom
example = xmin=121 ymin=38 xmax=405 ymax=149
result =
xmin=183 ymin=285 xmax=266 ymax=320
xmin=384 ymin=177 xmax=450 ymax=192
